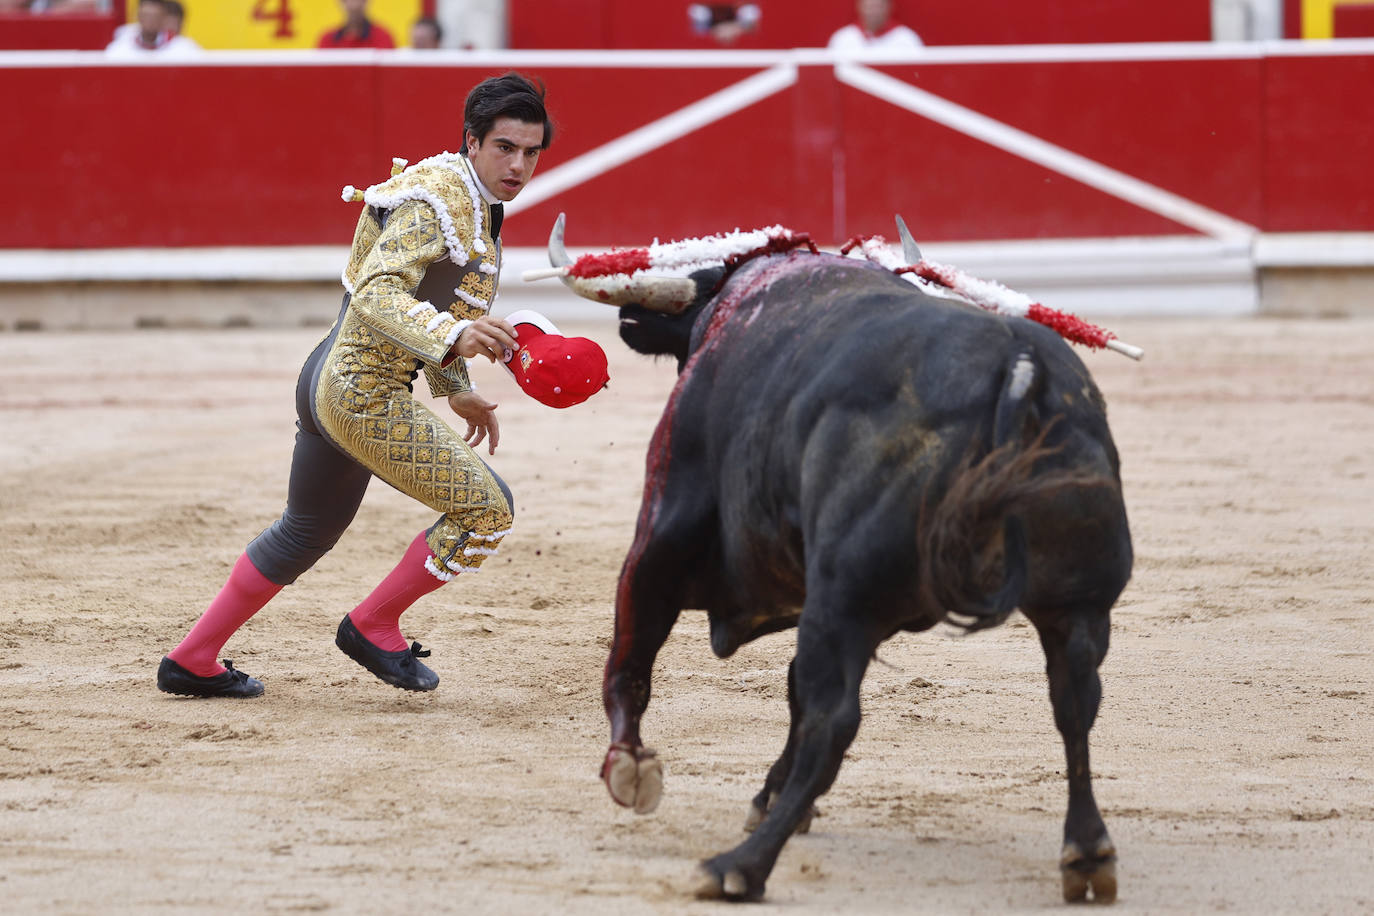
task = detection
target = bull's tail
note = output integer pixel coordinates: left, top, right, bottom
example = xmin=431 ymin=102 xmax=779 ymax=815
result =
xmin=916 ymin=348 xmax=1094 ymax=632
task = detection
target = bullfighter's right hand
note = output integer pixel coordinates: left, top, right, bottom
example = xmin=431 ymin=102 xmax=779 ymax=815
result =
xmin=453 ymin=315 xmax=519 ymax=364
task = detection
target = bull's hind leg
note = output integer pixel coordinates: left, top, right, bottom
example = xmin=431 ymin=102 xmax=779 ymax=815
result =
xmin=602 ymin=498 xmax=715 ymax=815
xmin=1027 ymin=609 xmax=1117 ymax=904
xmin=696 ymin=607 xmax=878 ymax=901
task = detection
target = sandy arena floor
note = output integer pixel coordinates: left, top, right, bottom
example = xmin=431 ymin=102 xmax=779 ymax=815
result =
xmin=1 ymin=315 xmax=1371 ymax=914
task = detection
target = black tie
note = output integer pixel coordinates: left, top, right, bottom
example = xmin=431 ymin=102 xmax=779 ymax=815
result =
xmin=488 ymin=203 xmax=503 ymax=240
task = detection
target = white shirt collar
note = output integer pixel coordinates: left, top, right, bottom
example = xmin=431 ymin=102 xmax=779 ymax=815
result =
xmin=463 ymin=155 xmax=500 ymax=206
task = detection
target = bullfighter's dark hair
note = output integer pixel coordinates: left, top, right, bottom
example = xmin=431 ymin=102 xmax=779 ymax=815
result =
xmin=462 ymin=72 xmax=555 ymax=153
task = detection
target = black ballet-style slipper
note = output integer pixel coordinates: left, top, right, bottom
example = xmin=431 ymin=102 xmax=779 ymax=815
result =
xmin=334 ymin=615 xmax=439 ymax=692
xmin=157 ymin=656 xmax=264 ymax=698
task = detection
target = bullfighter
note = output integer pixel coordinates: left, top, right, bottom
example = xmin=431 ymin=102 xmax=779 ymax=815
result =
xmin=157 ymin=72 xmax=594 ymax=698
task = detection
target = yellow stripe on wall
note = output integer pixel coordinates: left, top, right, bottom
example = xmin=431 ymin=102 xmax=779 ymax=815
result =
xmin=125 ymin=0 xmax=423 ymax=50
xmin=1303 ymin=0 xmax=1374 ymax=39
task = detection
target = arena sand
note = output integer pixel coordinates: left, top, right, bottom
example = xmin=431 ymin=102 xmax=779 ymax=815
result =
xmin=1 ymin=317 xmax=1371 ymax=914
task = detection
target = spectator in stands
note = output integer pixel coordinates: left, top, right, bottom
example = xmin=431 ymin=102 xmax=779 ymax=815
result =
xmin=827 ymin=0 xmax=922 ymax=52
xmin=318 ymin=0 xmax=395 ymax=49
xmin=410 ymin=15 xmax=442 ymax=49
xmin=106 ymin=0 xmax=200 ymax=57
xmin=106 ymin=0 xmax=169 ymax=54
xmin=161 ymin=1 xmax=201 ymax=52
xmin=688 ymin=3 xmax=761 ymax=46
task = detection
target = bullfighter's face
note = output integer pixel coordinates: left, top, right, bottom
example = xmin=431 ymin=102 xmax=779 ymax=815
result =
xmin=465 ymin=117 xmax=545 ymax=202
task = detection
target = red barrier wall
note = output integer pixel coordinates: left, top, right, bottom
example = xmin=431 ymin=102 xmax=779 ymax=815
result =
xmin=1263 ymin=51 xmax=1374 ymax=231
xmin=10 ymin=64 xmax=379 ymax=247
xmin=4 ymin=46 xmax=1372 ymax=250
xmin=1335 ymin=5 xmax=1374 ymax=37
xmin=0 ymin=12 xmax=122 ymax=50
xmin=508 ymin=0 xmax=1212 ymax=49
xmin=839 ymin=57 xmax=1264 ymax=241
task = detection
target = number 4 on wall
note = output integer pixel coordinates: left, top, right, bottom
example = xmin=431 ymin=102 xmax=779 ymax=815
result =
xmin=252 ymin=0 xmax=294 ymax=38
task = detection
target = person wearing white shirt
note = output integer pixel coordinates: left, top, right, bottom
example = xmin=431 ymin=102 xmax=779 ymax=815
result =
xmin=106 ymin=0 xmax=201 ymax=59
xmin=827 ymin=0 xmax=923 ymax=52
xmin=162 ymin=1 xmax=202 ymax=53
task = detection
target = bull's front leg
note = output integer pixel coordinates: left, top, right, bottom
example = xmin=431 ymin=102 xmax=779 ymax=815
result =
xmin=696 ymin=605 xmax=879 ymax=901
xmin=1031 ymin=610 xmax=1117 ymax=904
xmin=602 ymin=504 xmax=705 ymax=814
xmin=744 ymin=658 xmax=817 ymax=835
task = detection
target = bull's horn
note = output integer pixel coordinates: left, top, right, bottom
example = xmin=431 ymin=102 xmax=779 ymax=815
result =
xmin=895 ymin=214 xmax=923 ymax=264
xmin=546 ymin=213 xmax=699 ymax=314
xmin=547 ymin=211 xmax=573 ymax=270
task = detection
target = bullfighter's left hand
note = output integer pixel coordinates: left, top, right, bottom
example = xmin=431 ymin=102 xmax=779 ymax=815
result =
xmin=448 ymin=390 xmax=501 ymax=455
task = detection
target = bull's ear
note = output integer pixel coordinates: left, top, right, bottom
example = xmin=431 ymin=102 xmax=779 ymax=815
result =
xmin=687 ymin=264 xmax=727 ymax=300
xmin=895 ymin=214 xmax=923 ymax=264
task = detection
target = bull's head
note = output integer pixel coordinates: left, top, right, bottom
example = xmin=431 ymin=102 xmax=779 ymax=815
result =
xmin=546 ymin=214 xmax=724 ymax=371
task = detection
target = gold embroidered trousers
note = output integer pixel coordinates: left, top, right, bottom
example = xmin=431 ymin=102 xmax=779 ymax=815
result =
xmin=317 ymin=308 xmax=512 ymax=575
xmin=244 ymin=298 xmax=512 ymax=586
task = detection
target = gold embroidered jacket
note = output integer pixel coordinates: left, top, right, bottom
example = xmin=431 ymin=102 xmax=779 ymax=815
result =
xmin=340 ymin=153 xmax=503 ymax=396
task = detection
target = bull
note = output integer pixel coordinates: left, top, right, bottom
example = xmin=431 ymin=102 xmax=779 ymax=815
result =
xmin=546 ymin=215 xmax=1132 ymax=903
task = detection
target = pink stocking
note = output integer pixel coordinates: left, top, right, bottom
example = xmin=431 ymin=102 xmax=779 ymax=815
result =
xmin=167 ymin=553 xmax=282 ymax=677
xmin=347 ymin=530 xmax=449 ymax=652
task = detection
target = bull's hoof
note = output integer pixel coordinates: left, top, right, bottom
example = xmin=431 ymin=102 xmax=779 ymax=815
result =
xmin=692 ymin=860 xmax=764 ymax=902
xmin=601 ymin=743 xmax=662 ymax=814
xmin=1060 ymin=838 xmax=1118 ymax=904
xmin=743 ymin=791 xmax=818 ymax=834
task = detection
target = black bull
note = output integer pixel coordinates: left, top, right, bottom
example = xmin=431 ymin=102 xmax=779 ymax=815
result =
xmin=598 ymin=251 xmax=1132 ymax=902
